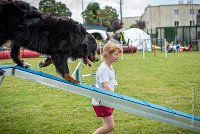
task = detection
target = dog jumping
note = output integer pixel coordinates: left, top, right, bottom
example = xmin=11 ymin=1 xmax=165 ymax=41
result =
xmin=0 ymin=0 xmax=98 ymax=84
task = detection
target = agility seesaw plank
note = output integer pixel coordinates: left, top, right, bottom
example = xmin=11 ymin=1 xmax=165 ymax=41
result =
xmin=0 ymin=65 xmax=200 ymax=132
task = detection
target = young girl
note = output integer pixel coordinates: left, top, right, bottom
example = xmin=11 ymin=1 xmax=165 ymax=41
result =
xmin=92 ymin=42 xmax=122 ymax=134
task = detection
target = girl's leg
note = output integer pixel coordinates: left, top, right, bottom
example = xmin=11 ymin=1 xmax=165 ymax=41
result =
xmin=93 ymin=115 xmax=115 ymax=134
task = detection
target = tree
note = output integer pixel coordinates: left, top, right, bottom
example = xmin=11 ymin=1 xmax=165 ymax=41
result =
xmin=104 ymin=6 xmax=118 ymax=21
xmin=96 ymin=8 xmax=111 ymax=25
xmin=55 ymin=2 xmax=72 ymax=16
xmin=103 ymin=6 xmax=118 ymax=30
xmin=136 ymin=20 xmax=146 ymax=30
xmin=82 ymin=2 xmax=120 ymax=31
xmin=112 ymin=20 xmax=123 ymax=32
xmin=39 ymin=0 xmax=71 ymax=17
xmin=82 ymin=2 xmax=100 ymax=24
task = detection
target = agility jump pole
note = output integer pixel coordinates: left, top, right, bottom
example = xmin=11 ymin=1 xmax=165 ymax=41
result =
xmin=72 ymin=61 xmax=96 ymax=83
xmin=0 ymin=65 xmax=200 ymax=132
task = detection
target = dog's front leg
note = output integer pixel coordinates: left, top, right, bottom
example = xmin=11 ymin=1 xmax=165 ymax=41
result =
xmin=10 ymin=44 xmax=23 ymax=65
xmin=38 ymin=56 xmax=53 ymax=68
xmin=64 ymin=73 xmax=79 ymax=84
xmin=51 ymin=54 xmax=79 ymax=84
xmin=10 ymin=44 xmax=31 ymax=68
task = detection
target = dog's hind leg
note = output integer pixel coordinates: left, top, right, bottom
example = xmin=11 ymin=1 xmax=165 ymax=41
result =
xmin=10 ymin=44 xmax=31 ymax=68
xmin=51 ymin=54 xmax=79 ymax=84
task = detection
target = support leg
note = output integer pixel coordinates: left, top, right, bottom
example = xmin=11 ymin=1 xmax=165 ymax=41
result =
xmin=0 ymin=69 xmax=5 ymax=85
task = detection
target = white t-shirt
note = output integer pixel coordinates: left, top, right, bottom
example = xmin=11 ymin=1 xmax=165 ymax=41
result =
xmin=92 ymin=61 xmax=117 ymax=106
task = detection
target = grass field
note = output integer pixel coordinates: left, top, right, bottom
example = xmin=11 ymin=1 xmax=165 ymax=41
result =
xmin=0 ymin=51 xmax=200 ymax=134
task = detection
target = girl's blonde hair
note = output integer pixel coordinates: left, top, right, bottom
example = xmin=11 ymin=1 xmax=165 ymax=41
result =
xmin=103 ymin=42 xmax=122 ymax=58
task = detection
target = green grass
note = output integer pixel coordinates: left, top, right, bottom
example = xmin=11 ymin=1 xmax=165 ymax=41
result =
xmin=0 ymin=51 xmax=200 ymax=134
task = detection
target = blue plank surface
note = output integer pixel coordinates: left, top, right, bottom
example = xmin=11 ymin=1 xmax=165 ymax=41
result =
xmin=1 ymin=65 xmax=200 ymax=122
xmin=0 ymin=65 xmax=14 ymax=69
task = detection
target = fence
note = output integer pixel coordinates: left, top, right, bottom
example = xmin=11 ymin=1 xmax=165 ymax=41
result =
xmin=147 ymin=26 xmax=200 ymax=50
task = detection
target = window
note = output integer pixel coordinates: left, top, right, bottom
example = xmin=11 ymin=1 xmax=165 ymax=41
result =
xmin=174 ymin=9 xmax=179 ymax=15
xmin=174 ymin=21 xmax=179 ymax=27
xmin=190 ymin=9 xmax=194 ymax=14
xmin=190 ymin=21 xmax=194 ymax=26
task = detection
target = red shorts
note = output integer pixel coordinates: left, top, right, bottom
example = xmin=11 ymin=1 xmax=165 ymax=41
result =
xmin=93 ymin=105 xmax=114 ymax=117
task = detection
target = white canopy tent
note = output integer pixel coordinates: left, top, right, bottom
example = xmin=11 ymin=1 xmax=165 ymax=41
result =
xmin=86 ymin=29 xmax=108 ymax=40
xmin=87 ymin=28 xmax=152 ymax=59
xmin=123 ymin=28 xmax=152 ymax=51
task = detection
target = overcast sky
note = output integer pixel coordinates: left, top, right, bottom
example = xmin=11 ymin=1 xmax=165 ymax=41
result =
xmin=24 ymin=0 xmax=199 ymax=23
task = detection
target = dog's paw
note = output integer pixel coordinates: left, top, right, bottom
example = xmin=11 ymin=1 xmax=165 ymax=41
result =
xmin=67 ymin=77 xmax=80 ymax=84
xmin=71 ymin=79 xmax=80 ymax=84
xmin=38 ymin=61 xmax=45 ymax=68
xmin=64 ymin=74 xmax=80 ymax=84
xmin=38 ymin=58 xmax=53 ymax=68
xmin=23 ymin=63 xmax=32 ymax=68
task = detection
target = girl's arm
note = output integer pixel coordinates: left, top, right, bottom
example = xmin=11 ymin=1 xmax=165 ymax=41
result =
xmin=102 ymin=82 xmax=113 ymax=92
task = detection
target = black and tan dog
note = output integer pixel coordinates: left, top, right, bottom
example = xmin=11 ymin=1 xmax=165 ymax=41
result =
xmin=0 ymin=0 xmax=98 ymax=83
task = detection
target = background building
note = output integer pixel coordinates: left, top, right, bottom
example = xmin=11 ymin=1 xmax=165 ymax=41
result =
xmin=141 ymin=2 xmax=200 ymax=47
xmin=142 ymin=3 xmax=200 ymax=29
xmin=122 ymin=16 xmax=140 ymax=29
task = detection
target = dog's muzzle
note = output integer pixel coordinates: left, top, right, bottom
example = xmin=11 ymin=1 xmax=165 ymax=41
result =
xmin=83 ymin=55 xmax=98 ymax=67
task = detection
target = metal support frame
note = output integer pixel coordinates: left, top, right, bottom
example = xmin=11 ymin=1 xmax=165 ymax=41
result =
xmin=0 ymin=69 xmax=5 ymax=85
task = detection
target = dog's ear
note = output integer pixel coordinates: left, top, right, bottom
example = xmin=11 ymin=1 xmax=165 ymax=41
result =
xmin=83 ymin=34 xmax=97 ymax=55
xmin=75 ymin=23 xmax=87 ymax=34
